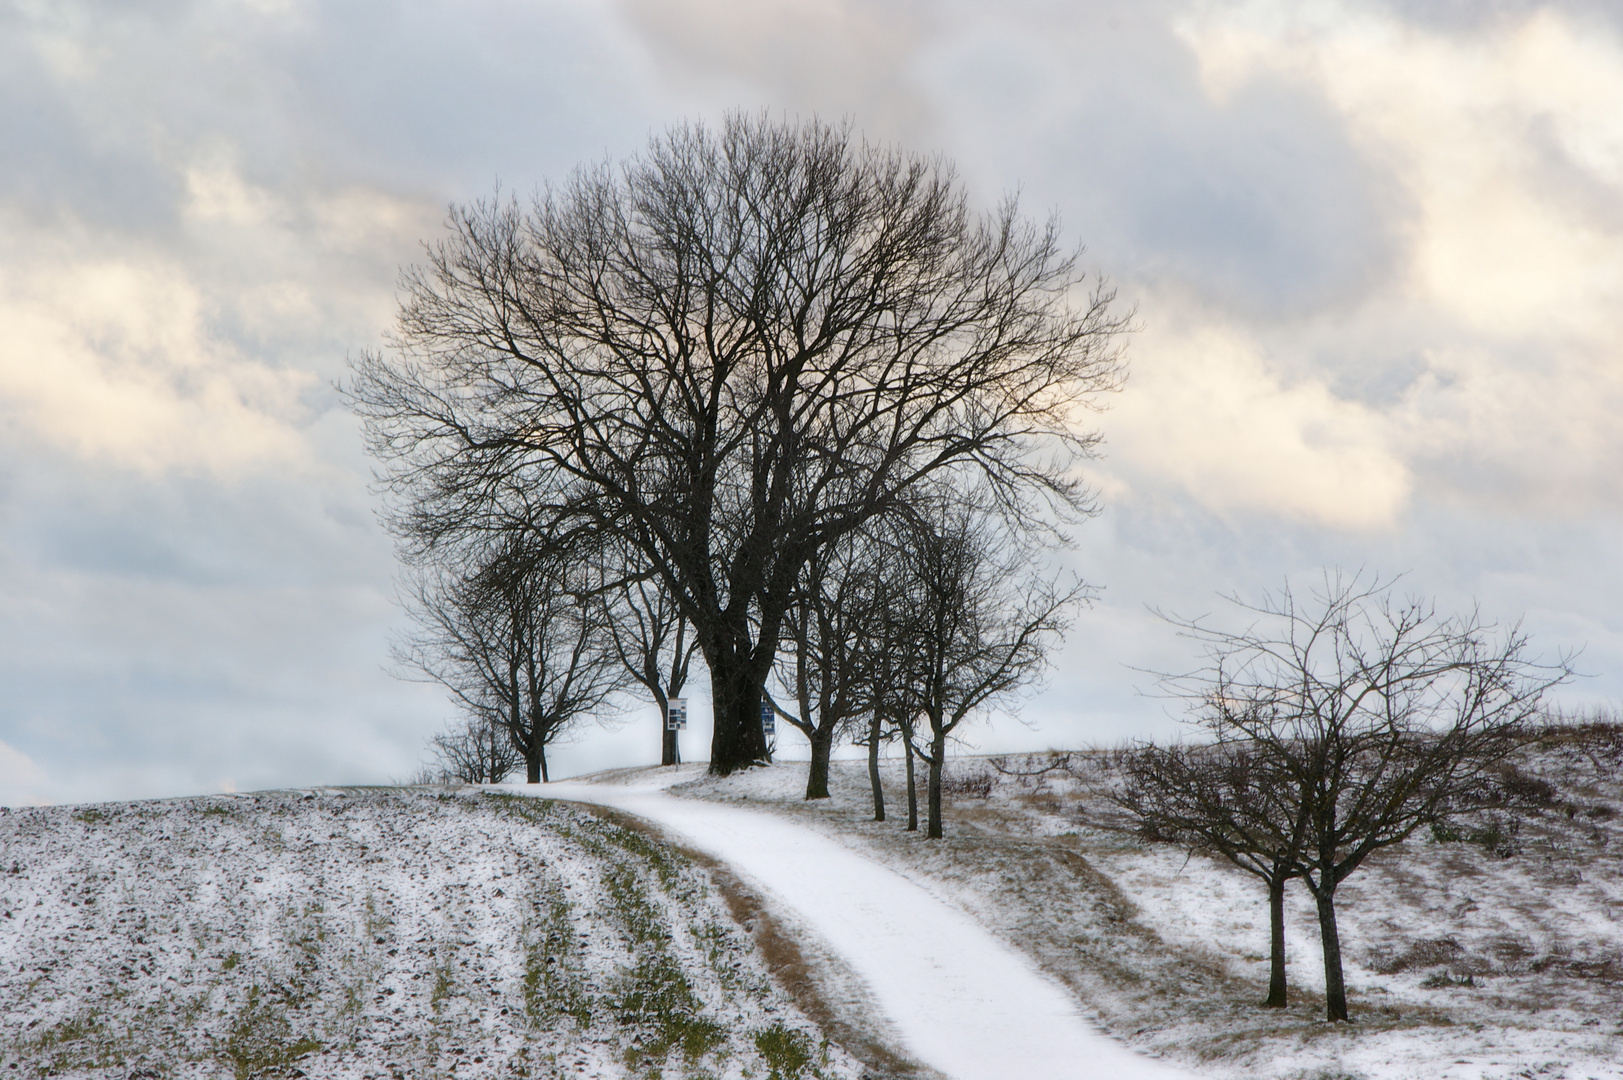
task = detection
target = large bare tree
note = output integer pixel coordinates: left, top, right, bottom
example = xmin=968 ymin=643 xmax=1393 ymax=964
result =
xmin=348 ymin=113 xmax=1128 ymax=774
xmin=1160 ymin=572 xmax=1572 ymax=1021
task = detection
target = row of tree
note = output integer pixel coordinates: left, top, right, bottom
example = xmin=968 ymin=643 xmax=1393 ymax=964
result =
xmin=351 ymin=112 xmax=1576 ymax=1026
xmin=348 ymin=112 xmax=1126 ymax=802
xmin=400 ymin=486 xmax=1079 ymax=841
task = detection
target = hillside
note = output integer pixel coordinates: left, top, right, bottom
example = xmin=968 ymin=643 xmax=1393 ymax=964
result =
xmin=0 ymin=789 xmax=862 ymax=1080
xmin=5 ymin=724 xmax=1617 ymax=1080
xmin=676 ymin=723 xmax=1623 ymax=1080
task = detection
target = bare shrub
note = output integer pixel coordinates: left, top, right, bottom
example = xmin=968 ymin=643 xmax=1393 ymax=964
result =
xmin=939 ymin=771 xmax=994 ymax=800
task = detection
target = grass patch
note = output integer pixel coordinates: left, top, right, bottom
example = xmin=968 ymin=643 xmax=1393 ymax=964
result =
xmin=18 ymin=1010 xmax=122 ymax=1074
xmin=613 ymin=953 xmax=725 ymax=1066
xmin=522 ymin=889 xmax=593 ymax=1028
xmin=223 ymin=986 xmax=323 ymax=1080
xmin=754 ymin=1022 xmax=829 ymax=1080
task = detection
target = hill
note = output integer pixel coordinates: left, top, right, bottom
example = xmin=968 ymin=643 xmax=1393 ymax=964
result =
xmin=0 ymin=788 xmax=861 ymax=1080
xmin=675 ymin=722 xmax=1623 ymax=1079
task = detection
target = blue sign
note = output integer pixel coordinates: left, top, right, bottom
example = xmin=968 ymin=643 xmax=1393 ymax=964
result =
xmin=760 ymin=698 xmax=775 ymax=732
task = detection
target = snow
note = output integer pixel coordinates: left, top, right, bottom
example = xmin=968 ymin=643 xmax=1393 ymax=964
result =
xmin=564 ymin=741 xmax=1623 ymax=1080
xmin=534 ymin=768 xmax=1199 ymax=1080
xmin=0 ymin=787 xmax=861 ymax=1078
xmin=6 ymin=729 xmax=1616 ymax=1080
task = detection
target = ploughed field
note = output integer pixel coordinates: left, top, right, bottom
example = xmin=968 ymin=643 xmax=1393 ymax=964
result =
xmin=0 ymin=789 xmax=857 ymax=1080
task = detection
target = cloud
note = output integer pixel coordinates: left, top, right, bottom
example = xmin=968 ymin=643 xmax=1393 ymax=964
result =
xmin=1179 ymin=2 xmax=1623 ymax=335
xmin=0 ymin=249 xmax=313 ymax=477
xmin=614 ymin=0 xmax=939 ymax=136
xmin=1157 ymin=1 xmax=1623 ymax=516
xmin=0 ymin=740 xmax=49 ymax=806
xmin=1106 ymin=314 xmax=1412 ymax=529
xmin=3 ymin=0 xmax=1622 ymax=801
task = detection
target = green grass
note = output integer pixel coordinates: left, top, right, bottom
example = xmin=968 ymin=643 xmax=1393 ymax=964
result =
xmin=753 ymin=1023 xmax=828 ymax=1080
xmin=223 ymin=987 xmax=323 ymax=1080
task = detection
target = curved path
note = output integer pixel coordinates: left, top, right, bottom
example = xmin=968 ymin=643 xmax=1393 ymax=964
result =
xmin=527 ymin=771 xmax=1198 ymax=1080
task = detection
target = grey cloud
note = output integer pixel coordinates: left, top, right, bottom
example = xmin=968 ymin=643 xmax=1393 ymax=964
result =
xmin=0 ymin=447 xmax=444 ymax=804
xmin=910 ymin=4 xmax=1403 ymax=315
xmin=614 ymin=0 xmax=940 ymax=139
xmin=1381 ymin=0 xmax=1623 ymax=35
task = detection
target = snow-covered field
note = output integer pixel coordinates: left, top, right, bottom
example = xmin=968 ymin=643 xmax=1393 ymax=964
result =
xmin=674 ymin=726 xmax=1623 ymax=1080
xmin=4 ymin=725 xmax=1617 ymax=1080
xmin=0 ymin=788 xmax=859 ymax=1079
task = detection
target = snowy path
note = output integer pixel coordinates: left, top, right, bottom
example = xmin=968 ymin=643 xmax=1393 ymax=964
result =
xmin=527 ymin=772 xmax=1198 ymax=1080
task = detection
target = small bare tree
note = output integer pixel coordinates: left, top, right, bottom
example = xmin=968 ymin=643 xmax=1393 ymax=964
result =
xmin=772 ymin=529 xmax=890 ymax=800
xmin=398 ymin=533 xmax=629 ymax=783
xmin=601 ymin=540 xmax=702 ymax=767
xmin=894 ymin=500 xmax=1084 ymax=839
xmin=426 ymin=712 xmax=524 ymax=784
xmin=1160 ymin=572 xmax=1573 ymax=1021
xmin=1116 ymin=725 xmax=1307 ymax=1008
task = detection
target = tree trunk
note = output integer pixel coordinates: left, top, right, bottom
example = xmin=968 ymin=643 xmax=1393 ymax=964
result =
xmin=662 ymin=722 xmax=681 ymax=767
xmin=708 ymin=652 xmax=772 ymax=775
xmin=926 ymin=731 xmax=944 ymax=839
xmin=868 ymin=713 xmax=885 ymax=822
xmin=533 ymin=722 xmax=550 ymax=784
xmin=904 ymin=738 xmax=918 ymax=832
xmin=1264 ymin=875 xmax=1288 ymax=1008
xmin=1313 ymin=886 xmax=1349 ymax=1021
xmin=526 ymin=752 xmax=541 ymax=784
xmin=806 ymin=726 xmax=834 ymax=800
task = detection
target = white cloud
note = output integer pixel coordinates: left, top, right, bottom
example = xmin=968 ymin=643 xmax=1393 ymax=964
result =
xmin=0 ymin=250 xmax=314 ymax=477
xmin=0 ymin=144 xmax=436 ymax=479
xmin=1169 ymin=0 xmax=1623 ymax=511
xmin=1178 ymin=2 xmax=1623 ymax=338
xmin=0 ymin=740 xmax=49 ymax=806
xmin=1107 ymin=316 xmax=1411 ymax=529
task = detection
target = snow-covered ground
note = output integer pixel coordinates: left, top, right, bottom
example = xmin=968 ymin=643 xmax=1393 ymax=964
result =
xmin=663 ymin=728 xmax=1623 ymax=1080
xmin=4 ymin=726 xmax=1617 ymax=1080
xmin=0 ymin=788 xmax=859 ymax=1079
xmin=538 ymin=770 xmax=1196 ymax=1080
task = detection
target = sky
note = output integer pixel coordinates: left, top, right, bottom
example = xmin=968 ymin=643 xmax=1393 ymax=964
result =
xmin=3 ymin=0 xmax=1622 ymax=806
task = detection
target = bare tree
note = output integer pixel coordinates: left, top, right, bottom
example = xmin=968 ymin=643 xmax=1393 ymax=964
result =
xmin=347 ymin=113 xmax=1128 ymax=775
xmin=1116 ymin=728 xmax=1307 ymax=1008
xmin=894 ymin=500 xmax=1084 ymax=838
xmin=426 ymin=712 xmax=525 ymax=784
xmin=601 ymin=541 xmax=702 ymax=766
xmin=857 ymin=553 xmax=919 ymax=823
xmin=398 ymin=534 xmax=628 ymax=783
xmin=1161 ymin=572 xmax=1573 ymax=1021
xmin=771 ymin=528 xmax=891 ymax=799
